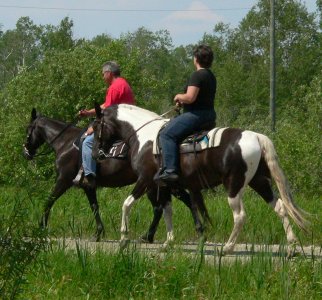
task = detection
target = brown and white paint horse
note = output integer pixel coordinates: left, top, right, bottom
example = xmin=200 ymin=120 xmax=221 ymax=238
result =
xmin=92 ymin=104 xmax=309 ymax=255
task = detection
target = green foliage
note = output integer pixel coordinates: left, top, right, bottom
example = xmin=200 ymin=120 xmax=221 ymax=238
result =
xmin=274 ymin=73 xmax=322 ymax=195
xmin=0 ymin=189 xmax=47 ymax=299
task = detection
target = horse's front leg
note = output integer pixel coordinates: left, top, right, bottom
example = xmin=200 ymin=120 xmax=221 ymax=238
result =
xmin=83 ymin=187 xmax=105 ymax=242
xmin=171 ymin=188 xmax=210 ymax=239
xmin=162 ymin=201 xmax=174 ymax=248
xmin=120 ymin=194 xmax=138 ymax=249
xmin=120 ymin=179 xmax=148 ymax=249
xmin=140 ymin=205 xmax=163 ymax=243
xmin=140 ymin=187 xmax=171 ymax=243
xmin=40 ymin=179 xmax=71 ymax=229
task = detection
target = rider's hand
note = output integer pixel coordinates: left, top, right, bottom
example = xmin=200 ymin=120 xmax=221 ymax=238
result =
xmin=174 ymin=95 xmax=182 ymax=107
xmin=85 ymin=126 xmax=94 ymax=135
xmin=79 ymin=109 xmax=89 ymax=117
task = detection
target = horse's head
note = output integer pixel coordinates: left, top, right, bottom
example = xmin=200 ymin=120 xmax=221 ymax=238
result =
xmin=92 ymin=103 xmax=118 ymax=161
xmin=23 ymin=108 xmax=45 ymax=160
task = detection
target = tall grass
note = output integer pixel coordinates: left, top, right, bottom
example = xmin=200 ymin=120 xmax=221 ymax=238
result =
xmin=0 ymin=189 xmax=47 ymax=299
xmin=21 ymin=246 xmax=321 ymax=299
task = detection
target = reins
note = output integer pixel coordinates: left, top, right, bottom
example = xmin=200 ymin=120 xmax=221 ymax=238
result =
xmin=160 ymin=106 xmax=181 ymax=117
xmin=125 ymin=106 xmax=183 ymax=147
xmin=32 ymin=123 xmax=74 ymax=157
xmin=99 ymin=106 xmax=180 ymax=149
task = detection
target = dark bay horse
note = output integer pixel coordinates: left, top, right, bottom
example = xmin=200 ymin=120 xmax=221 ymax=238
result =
xmin=23 ymin=108 xmax=200 ymax=243
xmin=92 ymin=103 xmax=309 ymax=255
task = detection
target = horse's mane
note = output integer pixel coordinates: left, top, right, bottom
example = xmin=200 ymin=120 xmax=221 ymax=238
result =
xmin=117 ymin=104 xmax=161 ymax=119
xmin=37 ymin=114 xmax=78 ymax=129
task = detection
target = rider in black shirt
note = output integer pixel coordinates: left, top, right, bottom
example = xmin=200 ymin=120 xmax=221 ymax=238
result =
xmin=156 ymin=44 xmax=216 ymax=182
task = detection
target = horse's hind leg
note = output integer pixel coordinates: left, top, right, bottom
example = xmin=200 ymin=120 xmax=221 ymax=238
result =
xmin=83 ymin=187 xmax=105 ymax=242
xmin=171 ymin=188 xmax=205 ymax=237
xmin=249 ymin=175 xmax=298 ymax=254
xmin=224 ymin=189 xmax=247 ymax=254
xmin=141 ymin=187 xmax=178 ymax=245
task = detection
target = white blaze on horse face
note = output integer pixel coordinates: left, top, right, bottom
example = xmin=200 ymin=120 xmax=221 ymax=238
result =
xmin=117 ymin=104 xmax=168 ymax=152
xmin=239 ymin=131 xmax=262 ymax=185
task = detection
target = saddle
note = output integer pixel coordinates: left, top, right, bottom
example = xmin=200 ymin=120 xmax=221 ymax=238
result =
xmin=153 ymin=127 xmax=227 ymax=156
xmin=73 ymin=131 xmax=128 ymax=159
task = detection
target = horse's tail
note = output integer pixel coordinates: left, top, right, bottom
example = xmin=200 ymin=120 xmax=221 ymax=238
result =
xmin=256 ymin=133 xmax=309 ymax=232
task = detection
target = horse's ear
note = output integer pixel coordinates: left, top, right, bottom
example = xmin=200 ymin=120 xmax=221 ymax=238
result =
xmin=94 ymin=102 xmax=102 ymax=118
xmin=31 ymin=108 xmax=37 ymax=120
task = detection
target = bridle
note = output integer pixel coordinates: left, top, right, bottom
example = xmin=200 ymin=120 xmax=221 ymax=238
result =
xmin=23 ymin=117 xmax=73 ymax=159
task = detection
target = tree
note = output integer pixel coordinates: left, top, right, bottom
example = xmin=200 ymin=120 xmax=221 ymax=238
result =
xmin=0 ymin=17 xmax=40 ymax=88
xmin=231 ymin=0 xmax=320 ymax=109
xmin=38 ymin=17 xmax=76 ymax=53
xmin=200 ymin=0 xmax=320 ymax=124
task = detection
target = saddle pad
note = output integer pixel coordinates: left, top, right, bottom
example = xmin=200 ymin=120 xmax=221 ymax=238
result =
xmin=208 ymin=127 xmax=227 ymax=148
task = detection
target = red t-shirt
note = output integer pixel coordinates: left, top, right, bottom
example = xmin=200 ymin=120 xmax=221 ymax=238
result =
xmin=103 ymin=77 xmax=135 ymax=107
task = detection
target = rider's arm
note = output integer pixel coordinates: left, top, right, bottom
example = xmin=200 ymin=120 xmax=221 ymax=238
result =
xmin=174 ymin=86 xmax=200 ymax=105
xmin=79 ymin=103 xmax=105 ymax=117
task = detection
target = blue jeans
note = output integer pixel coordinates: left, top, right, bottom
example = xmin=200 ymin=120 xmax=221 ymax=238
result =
xmin=159 ymin=110 xmax=215 ymax=172
xmin=82 ymin=134 xmax=96 ymax=176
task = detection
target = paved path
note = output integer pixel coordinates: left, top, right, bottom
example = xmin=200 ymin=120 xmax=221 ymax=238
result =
xmin=52 ymin=238 xmax=321 ymax=264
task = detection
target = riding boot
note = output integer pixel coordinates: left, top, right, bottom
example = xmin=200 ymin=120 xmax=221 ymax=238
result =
xmin=73 ymin=166 xmax=84 ymax=187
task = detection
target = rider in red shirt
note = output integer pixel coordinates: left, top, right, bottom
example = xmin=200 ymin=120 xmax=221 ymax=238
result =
xmin=73 ymin=61 xmax=135 ymax=188
xmin=104 ymin=77 xmax=135 ymax=107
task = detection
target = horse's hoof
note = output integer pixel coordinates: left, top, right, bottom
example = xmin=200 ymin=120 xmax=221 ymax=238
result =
xmin=139 ymin=234 xmax=153 ymax=244
xmin=287 ymin=244 xmax=298 ymax=259
xmin=119 ymin=239 xmax=130 ymax=250
xmin=159 ymin=241 xmax=174 ymax=253
xmin=223 ymin=243 xmax=234 ymax=255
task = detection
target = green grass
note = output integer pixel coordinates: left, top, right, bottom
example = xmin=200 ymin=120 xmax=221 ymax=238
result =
xmin=0 ymin=183 xmax=322 ymax=245
xmin=1 ymin=184 xmax=321 ymax=299
xmin=20 ymin=247 xmax=322 ymax=299
xmin=1 ymin=183 xmax=320 ymax=246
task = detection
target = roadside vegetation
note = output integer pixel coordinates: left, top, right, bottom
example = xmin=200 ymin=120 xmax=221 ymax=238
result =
xmin=0 ymin=0 xmax=321 ymax=298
